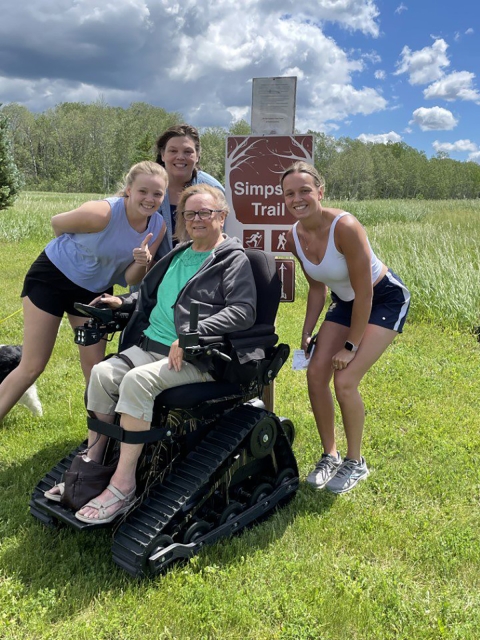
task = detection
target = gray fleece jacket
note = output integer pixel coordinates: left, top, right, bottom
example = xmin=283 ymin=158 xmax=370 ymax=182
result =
xmin=119 ymin=236 xmax=257 ymax=363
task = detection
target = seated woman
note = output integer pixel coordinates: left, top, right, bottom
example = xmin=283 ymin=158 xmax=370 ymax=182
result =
xmin=45 ymin=184 xmax=256 ymax=524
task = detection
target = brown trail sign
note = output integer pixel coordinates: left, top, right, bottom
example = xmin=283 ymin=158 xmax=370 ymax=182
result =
xmin=224 ymin=134 xmax=314 ymax=253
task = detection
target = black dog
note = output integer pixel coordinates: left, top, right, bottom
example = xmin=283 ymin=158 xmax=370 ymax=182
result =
xmin=0 ymin=345 xmax=43 ymax=416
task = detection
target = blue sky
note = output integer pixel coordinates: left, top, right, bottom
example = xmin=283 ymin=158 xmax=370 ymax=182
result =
xmin=326 ymin=0 xmax=480 ymax=161
xmin=0 ymin=0 xmax=478 ymax=162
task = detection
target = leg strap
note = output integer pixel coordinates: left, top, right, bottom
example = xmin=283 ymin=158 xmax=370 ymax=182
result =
xmin=87 ymin=417 xmax=172 ymax=444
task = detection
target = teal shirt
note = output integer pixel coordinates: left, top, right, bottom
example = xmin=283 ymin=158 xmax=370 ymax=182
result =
xmin=144 ymin=247 xmax=212 ymax=347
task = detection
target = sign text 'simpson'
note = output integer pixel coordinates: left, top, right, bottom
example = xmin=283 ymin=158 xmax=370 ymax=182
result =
xmin=233 ymin=182 xmax=286 ymax=216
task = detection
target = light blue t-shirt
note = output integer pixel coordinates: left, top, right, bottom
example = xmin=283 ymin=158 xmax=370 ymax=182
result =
xmin=144 ymin=246 xmax=212 ymax=346
xmin=45 ymin=196 xmax=164 ymax=292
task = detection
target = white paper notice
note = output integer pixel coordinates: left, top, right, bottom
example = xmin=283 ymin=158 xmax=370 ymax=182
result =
xmin=292 ymin=349 xmax=310 ymax=370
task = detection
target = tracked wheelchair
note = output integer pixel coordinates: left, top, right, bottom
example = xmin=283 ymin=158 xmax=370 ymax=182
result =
xmin=30 ymin=249 xmax=298 ymax=578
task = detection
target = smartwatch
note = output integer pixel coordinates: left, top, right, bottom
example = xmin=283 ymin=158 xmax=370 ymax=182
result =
xmin=344 ymin=341 xmax=358 ymax=353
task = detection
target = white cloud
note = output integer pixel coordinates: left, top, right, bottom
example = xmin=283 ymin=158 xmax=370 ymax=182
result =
xmin=374 ymin=70 xmax=386 ymax=80
xmin=226 ymin=106 xmax=250 ymax=122
xmin=296 ymin=0 xmax=381 ymax=37
xmin=468 ymin=151 xmax=480 ymax=163
xmin=0 ymin=76 xmax=145 ymax=111
xmin=411 ymin=106 xmax=458 ymax=131
xmin=155 ymin=7 xmax=386 ymax=131
xmin=465 ymin=28 xmax=474 ymax=35
xmin=395 ymin=3 xmax=407 ymax=14
xmin=358 ymin=131 xmax=402 ymax=143
xmin=432 ymin=139 xmax=478 ymax=153
xmin=395 ymin=38 xmax=449 ymax=85
xmin=0 ymin=0 xmax=385 ymax=130
xmin=299 ymin=82 xmax=386 ymax=129
xmin=424 ymin=71 xmax=480 ymax=103
xmin=362 ymin=51 xmax=381 ymax=65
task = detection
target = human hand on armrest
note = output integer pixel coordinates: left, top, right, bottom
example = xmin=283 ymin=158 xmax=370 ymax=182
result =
xmin=168 ymin=339 xmax=185 ymax=373
xmin=89 ymin=293 xmax=123 ymax=309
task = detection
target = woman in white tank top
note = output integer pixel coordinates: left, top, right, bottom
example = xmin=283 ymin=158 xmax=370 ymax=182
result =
xmin=281 ymin=161 xmax=410 ymax=494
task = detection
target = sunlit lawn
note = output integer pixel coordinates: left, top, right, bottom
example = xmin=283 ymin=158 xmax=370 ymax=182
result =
xmin=0 ymin=193 xmax=479 ymax=639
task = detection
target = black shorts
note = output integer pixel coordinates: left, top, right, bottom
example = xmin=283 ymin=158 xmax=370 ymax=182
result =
xmin=21 ymin=251 xmax=113 ymax=318
xmin=324 ymin=270 xmax=410 ymax=333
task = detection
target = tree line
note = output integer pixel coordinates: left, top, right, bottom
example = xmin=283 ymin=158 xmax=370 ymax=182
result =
xmin=1 ymin=100 xmax=480 ymax=200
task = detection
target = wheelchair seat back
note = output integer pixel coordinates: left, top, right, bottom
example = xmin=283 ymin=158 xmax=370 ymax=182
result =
xmin=158 ymin=249 xmax=284 ymax=411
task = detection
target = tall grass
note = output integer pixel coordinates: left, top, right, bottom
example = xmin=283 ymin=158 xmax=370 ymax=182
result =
xmin=328 ymin=198 xmax=480 ymax=226
xmin=329 ymin=198 xmax=430 ymax=225
xmin=0 ymin=192 xmax=103 ymax=243
xmin=3 ymin=192 xmax=480 ymax=330
xmin=370 ymin=220 xmax=480 ymax=329
xmin=322 ymin=198 xmax=480 ymax=331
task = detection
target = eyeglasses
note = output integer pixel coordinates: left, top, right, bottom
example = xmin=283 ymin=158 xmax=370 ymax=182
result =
xmin=182 ymin=208 xmax=223 ymax=221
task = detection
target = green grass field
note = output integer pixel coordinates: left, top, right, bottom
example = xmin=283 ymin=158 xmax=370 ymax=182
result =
xmin=1 ymin=193 xmax=480 ymax=639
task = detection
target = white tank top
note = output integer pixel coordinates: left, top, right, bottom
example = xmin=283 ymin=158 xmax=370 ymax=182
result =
xmin=292 ymin=212 xmax=383 ymax=301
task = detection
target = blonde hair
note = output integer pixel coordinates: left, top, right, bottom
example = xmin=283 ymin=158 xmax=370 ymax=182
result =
xmin=116 ymin=161 xmax=168 ymax=196
xmin=280 ymin=161 xmax=325 ymax=191
xmin=175 ymin=184 xmax=229 ymax=243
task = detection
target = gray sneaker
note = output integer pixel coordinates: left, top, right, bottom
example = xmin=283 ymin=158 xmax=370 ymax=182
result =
xmin=306 ymin=452 xmax=342 ymax=489
xmin=325 ymin=457 xmax=369 ymax=494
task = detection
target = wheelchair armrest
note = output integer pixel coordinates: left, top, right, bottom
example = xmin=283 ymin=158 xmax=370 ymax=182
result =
xmin=226 ymin=324 xmax=276 ymax=341
xmin=198 ymin=335 xmax=225 ymax=346
xmin=74 ymin=302 xmax=115 ymax=323
xmin=73 ymin=303 xmax=132 ymax=347
xmin=198 ymin=326 xmax=277 ymax=349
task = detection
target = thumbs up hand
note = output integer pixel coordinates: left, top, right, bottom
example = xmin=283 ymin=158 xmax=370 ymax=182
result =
xmin=133 ymin=233 xmax=153 ymax=267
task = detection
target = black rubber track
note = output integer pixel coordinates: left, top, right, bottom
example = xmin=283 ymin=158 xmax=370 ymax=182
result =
xmin=111 ymin=404 xmax=297 ymax=577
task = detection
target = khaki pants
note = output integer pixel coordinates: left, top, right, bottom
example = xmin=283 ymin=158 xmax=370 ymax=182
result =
xmin=87 ymin=346 xmax=214 ymax=422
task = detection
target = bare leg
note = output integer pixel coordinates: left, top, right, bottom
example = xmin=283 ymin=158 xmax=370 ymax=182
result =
xmin=76 ymin=414 xmax=146 ymax=520
xmin=75 ymin=352 xmax=211 ymax=520
xmin=85 ymin=411 xmax=113 ymax=463
xmin=68 ymin=313 xmax=107 ymax=385
xmin=0 ymin=297 xmax=61 ymax=421
xmin=307 ymin=321 xmax=349 ymax=455
xmin=333 ymin=324 xmax=397 ymax=461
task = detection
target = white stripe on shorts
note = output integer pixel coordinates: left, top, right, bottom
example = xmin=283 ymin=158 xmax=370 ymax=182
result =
xmin=386 ymin=270 xmax=411 ymax=332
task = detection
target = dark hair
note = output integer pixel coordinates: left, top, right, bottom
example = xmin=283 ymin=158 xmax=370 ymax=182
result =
xmin=175 ymin=184 xmax=228 ymax=243
xmin=280 ymin=161 xmax=325 ymax=191
xmin=154 ymin=124 xmax=201 ymax=180
xmin=115 ymin=161 xmax=168 ymax=197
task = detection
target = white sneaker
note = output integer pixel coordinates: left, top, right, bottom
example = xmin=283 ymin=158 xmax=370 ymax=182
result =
xmin=326 ymin=457 xmax=369 ymax=494
xmin=306 ymin=452 xmax=342 ymax=489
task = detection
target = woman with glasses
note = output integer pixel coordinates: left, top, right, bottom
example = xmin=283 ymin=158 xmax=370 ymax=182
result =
xmin=45 ymin=184 xmax=257 ymax=523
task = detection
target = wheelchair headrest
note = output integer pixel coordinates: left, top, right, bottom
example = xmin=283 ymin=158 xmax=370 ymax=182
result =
xmin=245 ymin=249 xmax=281 ymax=326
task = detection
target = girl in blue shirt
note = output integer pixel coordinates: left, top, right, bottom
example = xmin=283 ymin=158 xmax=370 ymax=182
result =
xmin=0 ymin=161 xmax=167 ymax=422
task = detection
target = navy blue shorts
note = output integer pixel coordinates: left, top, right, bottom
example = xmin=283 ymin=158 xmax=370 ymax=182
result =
xmin=324 ymin=270 xmax=410 ymax=333
xmin=21 ymin=251 xmax=113 ymax=318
